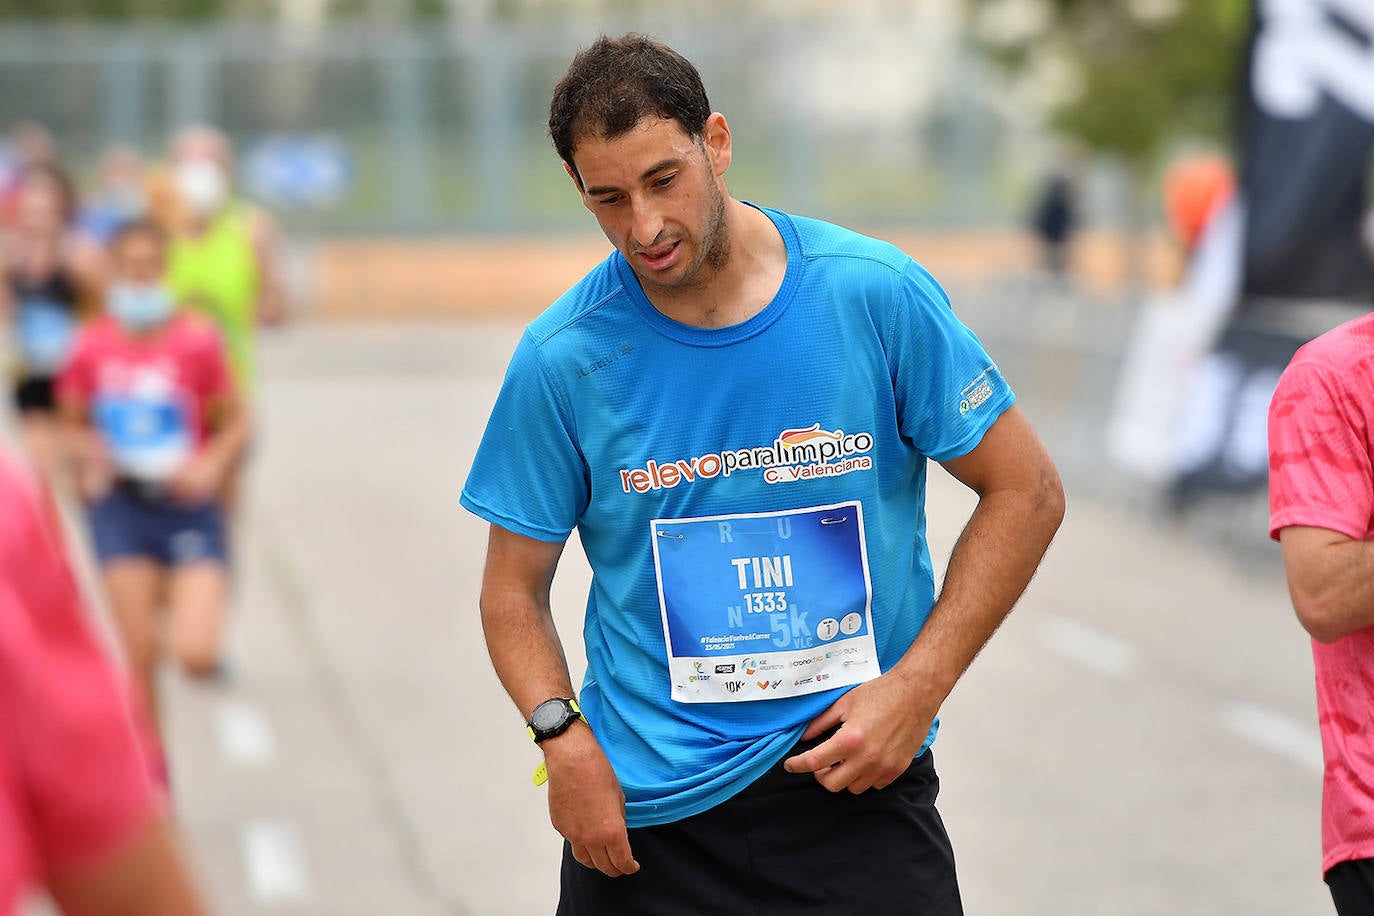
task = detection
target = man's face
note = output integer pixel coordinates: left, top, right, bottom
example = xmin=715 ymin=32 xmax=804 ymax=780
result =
xmin=569 ymin=114 xmax=732 ymax=294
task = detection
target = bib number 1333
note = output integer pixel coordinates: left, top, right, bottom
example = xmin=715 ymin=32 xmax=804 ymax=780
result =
xmin=650 ymin=501 xmax=880 ymax=704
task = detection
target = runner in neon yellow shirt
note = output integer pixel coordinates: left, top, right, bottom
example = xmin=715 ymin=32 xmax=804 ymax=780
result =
xmin=164 ymin=126 xmax=288 ymax=394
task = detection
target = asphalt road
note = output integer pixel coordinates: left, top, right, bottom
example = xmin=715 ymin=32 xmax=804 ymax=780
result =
xmin=43 ymin=317 xmax=1331 ymax=914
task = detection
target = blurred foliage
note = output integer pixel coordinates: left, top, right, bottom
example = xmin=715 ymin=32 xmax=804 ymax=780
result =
xmin=972 ymin=0 xmax=1250 ymax=167
xmin=0 ymin=0 xmax=449 ymax=19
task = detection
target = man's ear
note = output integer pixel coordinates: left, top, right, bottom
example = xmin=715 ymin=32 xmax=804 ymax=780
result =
xmin=564 ymin=161 xmax=592 ymax=210
xmin=564 ymin=161 xmax=584 ymax=192
xmin=703 ymin=112 xmax=732 ymax=178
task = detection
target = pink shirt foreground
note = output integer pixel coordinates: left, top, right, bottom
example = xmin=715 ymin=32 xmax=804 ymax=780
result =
xmin=1269 ymin=313 xmax=1374 ymax=874
xmin=0 ymin=447 xmax=159 ymax=911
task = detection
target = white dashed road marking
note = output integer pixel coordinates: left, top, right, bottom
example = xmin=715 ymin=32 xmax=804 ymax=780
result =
xmin=1220 ymin=702 xmax=1324 ymax=774
xmin=216 ymin=701 xmax=277 ymax=767
xmin=1038 ymin=616 xmax=1139 ymax=678
xmin=243 ymin=820 xmax=311 ymax=903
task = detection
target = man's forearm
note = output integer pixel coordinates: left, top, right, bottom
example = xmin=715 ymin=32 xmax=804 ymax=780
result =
xmin=891 ymin=477 xmax=1063 ymax=704
xmin=480 ymin=591 xmax=580 ymax=720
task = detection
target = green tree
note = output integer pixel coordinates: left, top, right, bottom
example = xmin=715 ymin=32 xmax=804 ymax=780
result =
xmin=974 ymin=0 xmax=1249 ymax=165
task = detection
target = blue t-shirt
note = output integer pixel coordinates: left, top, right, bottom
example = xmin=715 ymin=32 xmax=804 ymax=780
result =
xmin=460 ymin=206 xmax=1014 ymax=827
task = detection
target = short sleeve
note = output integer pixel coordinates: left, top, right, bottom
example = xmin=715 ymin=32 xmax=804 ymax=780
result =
xmin=1268 ymin=355 xmax=1373 ymax=541
xmin=0 ymin=455 xmax=157 ymax=868
xmin=886 ymin=262 xmax=1015 ymax=461
xmin=460 ymin=331 xmax=588 ymax=542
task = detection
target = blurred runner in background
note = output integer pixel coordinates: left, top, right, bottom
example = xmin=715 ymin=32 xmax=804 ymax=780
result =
xmin=0 ymin=121 xmax=58 ymax=228
xmin=79 ymin=145 xmax=149 ymax=245
xmin=0 ymin=443 xmax=207 ymax=916
xmin=164 ymin=125 xmax=288 ymax=526
xmin=1029 ymin=157 xmax=1078 ymax=280
xmin=1 ymin=163 xmax=106 ymax=480
xmin=166 ymin=125 xmax=288 ymax=391
xmin=58 ymin=219 xmax=248 ymax=739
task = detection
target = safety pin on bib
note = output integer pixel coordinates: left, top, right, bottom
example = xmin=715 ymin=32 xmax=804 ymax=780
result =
xmin=656 ymin=530 xmax=685 ymax=539
xmin=820 ymin=516 xmax=848 ymax=525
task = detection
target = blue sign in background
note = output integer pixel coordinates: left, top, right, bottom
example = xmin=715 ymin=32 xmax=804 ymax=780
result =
xmin=652 ymin=504 xmax=871 ymax=658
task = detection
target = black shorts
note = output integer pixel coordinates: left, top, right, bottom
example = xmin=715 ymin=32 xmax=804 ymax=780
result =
xmin=1328 ymin=858 xmax=1374 ymax=915
xmin=13 ymin=375 xmax=56 ymax=413
xmin=557 ymin=743 xmax=962 ymax=916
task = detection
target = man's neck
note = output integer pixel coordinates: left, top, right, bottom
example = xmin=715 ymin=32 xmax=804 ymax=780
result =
xmin=642 ymin=199 xmax=786 ymax=330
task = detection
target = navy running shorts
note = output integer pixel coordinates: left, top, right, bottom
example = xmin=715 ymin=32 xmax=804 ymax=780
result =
xmin=557 ymin=738 xmax=962 ymax=916
xmin=88 ymin=488 xmax=227 ymax=568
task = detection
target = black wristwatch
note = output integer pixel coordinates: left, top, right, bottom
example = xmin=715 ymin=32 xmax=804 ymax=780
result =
xmin=526 ymin=697 xmax=585 ymax=744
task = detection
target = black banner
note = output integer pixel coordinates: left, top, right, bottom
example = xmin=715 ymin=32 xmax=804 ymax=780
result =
xmin=1238 ymin=0 xmax=1374 ymax=303
xmin=1163 ymin=0 xmax=1374 ymax=504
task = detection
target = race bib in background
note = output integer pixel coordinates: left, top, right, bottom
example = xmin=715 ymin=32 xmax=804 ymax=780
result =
xmin=15 ymin=299 xmax=75 ymax=374
xmin=94 ymin=393 xmax=191 ymax=482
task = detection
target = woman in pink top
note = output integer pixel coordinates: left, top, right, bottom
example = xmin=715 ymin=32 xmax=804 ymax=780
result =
xmin=57 ymin=218 xmax=249 ymax=740
xmin=0 ymin=445 xmax=206 ymax=915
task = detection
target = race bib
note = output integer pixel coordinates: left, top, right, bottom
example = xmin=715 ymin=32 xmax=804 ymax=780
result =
xmin=94 ymin=394 xmax=192 ymax=482
xmin=16 ymin=299 xmax=75 ymax=373
xmin=651 ymin=502 xmax=881 ymax=703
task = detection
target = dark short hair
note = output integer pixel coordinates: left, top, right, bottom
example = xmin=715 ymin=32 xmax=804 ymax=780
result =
xmin=109 ymin=218 xmax=166 ymax=254
xmin=548 ymin=34 xmax=711 ymax=181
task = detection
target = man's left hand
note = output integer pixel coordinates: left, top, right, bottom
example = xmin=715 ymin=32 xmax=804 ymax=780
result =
xmin=782 ymin=671 xmax=937 ymax=794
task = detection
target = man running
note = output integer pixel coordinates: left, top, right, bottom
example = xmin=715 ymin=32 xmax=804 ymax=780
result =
xmin=58 ymin=219 xmax=248 ymax=735
xmin=0 ymin=444 xmax=207 ymax=915
xmin=461 ymin=34 xmax=1065 ymax=914
xmin=1269 ymin=314 xmax=1374 ymax=914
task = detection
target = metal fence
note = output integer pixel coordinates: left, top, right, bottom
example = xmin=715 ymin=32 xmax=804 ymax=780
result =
xmin=0 ymin=15 xmax=1077 ymax=235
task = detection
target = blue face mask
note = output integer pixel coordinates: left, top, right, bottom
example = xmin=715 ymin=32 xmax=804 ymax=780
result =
xmin=107 ymin=283 xmax=175 ymax=332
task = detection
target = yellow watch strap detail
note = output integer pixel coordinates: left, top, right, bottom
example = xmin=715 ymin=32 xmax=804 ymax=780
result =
xmin=533 ymin=761 xmax=548 ymax=787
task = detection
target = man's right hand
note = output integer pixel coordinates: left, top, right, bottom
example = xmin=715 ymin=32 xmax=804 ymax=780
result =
xmin=542 ymin=725 xmax=640 ymax=878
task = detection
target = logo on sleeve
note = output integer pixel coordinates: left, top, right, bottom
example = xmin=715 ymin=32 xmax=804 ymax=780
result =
xmin=959 ymin=368 xmax=997 ymax=416
xmin=618 ymin=422 xmax=874 ymax=494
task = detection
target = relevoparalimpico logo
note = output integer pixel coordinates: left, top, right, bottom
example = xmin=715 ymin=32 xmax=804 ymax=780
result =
xmin=619 ymin=423 xmax=874 ymax=494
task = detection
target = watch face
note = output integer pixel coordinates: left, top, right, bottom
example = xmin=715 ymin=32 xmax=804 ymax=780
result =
xmin=532 ymin=700 xmax=568 ymax=732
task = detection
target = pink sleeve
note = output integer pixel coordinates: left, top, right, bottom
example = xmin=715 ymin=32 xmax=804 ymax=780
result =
xmin=54 ymin=332 xmax=94 ymax=407
xmin=1268 ymin=355 xmax=1374 ymax=541
xmin=0 ymin=459 xmax=158 ymax=869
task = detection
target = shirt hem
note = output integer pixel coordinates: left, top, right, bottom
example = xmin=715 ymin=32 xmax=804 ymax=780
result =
xmin=1269 ymin=509 xmax=1369 ymax=543
xmin=458 ymin=491 xmax=571 ymax=543
xmin=1324 ymin=844 xmax=1374 ymax=875
xmin=623 ymin=725 xmax=806 ymax=828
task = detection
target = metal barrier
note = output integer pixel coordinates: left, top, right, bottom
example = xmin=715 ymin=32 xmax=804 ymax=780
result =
xmin=0 ymin=16 xmax=1073 ymax=235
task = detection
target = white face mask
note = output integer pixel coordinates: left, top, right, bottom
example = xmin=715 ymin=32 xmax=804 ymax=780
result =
xmin=108 ymin=282 xmax=175 ymax=332
xmin=175 ymin=159 xmax=228 ymax=216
